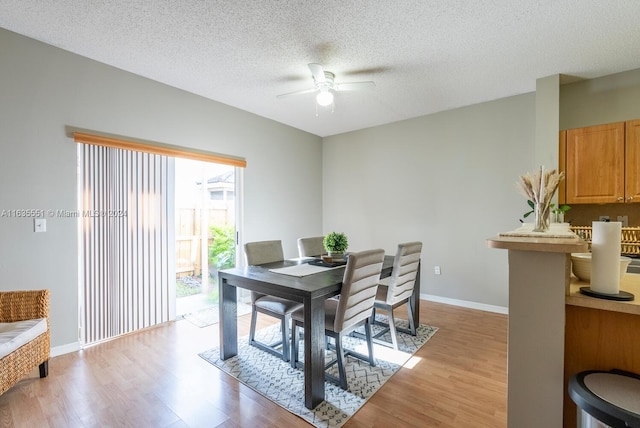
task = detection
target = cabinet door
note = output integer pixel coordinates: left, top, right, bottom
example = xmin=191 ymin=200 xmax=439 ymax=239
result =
xmin=626 ymin=119 xmax=640 ymax=203
xmin=566 ymin=122 xmax=625 ymax=204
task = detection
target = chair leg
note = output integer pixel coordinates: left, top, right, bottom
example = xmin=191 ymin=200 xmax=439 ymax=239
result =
xmin=369 ymin=307 xmax=376 ymax=324
xmin=291 ymin=321 xmax=299 ymax=368
xmin=334 ymin=334 xmax=348 ymax=390
xmin=281 ymin=315 xmax=290 ymax=362
xmin=249 ymin=304 xmax=258 ymax=344
xmin=249 ymin=306 xmax=292 ymax=361
xmin=364 ymin=320 xmax=376 ymax=366
xmin=406 ymin=300 xmax=416 ymax=335
xmin=387 ymin=308 xmax=399 ymax=350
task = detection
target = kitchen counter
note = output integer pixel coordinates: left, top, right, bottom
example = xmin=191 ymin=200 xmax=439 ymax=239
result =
xmin=488 ymin=233 xmax=639 ymax=427
xmin=567 ymin=273 xmax=640 ymax=315
xmin=487 ymin=234 xmax=587 ymax=253
xmin=564 ymin=274 xmax=640 ymax=427
xmin=487 ymin=234 xmax=587 ymax=428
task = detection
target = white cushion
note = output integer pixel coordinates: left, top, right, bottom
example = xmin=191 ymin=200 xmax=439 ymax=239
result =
xmin=0 ymin=318 xmax=47 ymax=359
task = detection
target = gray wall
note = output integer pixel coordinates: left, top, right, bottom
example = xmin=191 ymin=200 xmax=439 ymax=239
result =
xmin=0 ymin=29 xmax=323 ymax=349
xmin=322 ymin=94 xmax=536 ymax=309
xmin=321 ymin=68 xmax=640 ymax=310
xmin=535 ymin=75 xmax=560 ymax=172
xmin=560 ymin=68 xmax=640 ymax=130
xmin=4 ymin=25 xmax=640 ymax=351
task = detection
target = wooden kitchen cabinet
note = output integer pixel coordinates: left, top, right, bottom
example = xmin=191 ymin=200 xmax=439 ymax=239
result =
xmin=626 ymin=119 xmax=640 ymax=203
xmin=563 ymin=120 xmax=640 ymax=204
xmin=564 ymin=274 xmax=640 ymax=427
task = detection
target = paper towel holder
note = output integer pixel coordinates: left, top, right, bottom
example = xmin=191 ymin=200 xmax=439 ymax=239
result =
xmin=579 ymin=287 xmax=634 ymax=301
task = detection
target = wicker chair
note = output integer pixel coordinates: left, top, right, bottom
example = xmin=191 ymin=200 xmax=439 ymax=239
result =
xmin=0 ymin=289 xmax=50 ymax=395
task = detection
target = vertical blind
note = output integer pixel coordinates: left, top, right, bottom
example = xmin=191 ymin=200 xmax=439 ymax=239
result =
xmin=79 ymin=144 xmax=175 ymax=345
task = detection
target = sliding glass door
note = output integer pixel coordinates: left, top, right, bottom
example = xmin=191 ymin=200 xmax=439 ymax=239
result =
xmin=175 ymin=159 xmax=237 ymax=317
xmin=79 ymin=143 xmax=240 ymax=346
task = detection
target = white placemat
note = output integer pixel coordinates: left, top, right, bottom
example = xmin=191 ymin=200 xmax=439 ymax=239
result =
xmin=269 ymin=263 xmax=341 ymax=277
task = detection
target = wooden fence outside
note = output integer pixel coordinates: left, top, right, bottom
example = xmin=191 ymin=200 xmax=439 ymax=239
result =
xmin=176 ymin=207 xmax=233 ymax=277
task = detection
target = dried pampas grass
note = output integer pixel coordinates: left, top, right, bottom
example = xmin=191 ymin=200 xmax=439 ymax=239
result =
xmin=517 ymin=166 xmax=564 ymax=208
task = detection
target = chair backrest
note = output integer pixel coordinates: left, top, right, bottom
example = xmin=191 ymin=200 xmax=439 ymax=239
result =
xmin=244 ymin=240 xmax=284 ymax=265
xmin=384 ymin=241 xmax=422 ymax=305
xmin=333 ymin=248 xmax=385 ymax=333
xmin=245 ymin=240 xmax=285 ymax=303
xmin=297 ymin=236 xmax=325 ymax=257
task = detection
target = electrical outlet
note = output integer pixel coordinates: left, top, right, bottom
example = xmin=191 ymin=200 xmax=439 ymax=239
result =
xmin=599 ymin=216 xmax=610 ymax=222
xmin=617 ymin=215 xmax=629 ymax=227
xmin=434 ymin=266 xmax=441 ymax=275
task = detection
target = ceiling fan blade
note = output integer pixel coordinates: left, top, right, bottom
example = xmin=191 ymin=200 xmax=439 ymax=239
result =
xmin=276 ymin=87 xmax=318 ymax=99
xmin=308 ymin=63 xmax=326 ymax=84
xmin=334 ymin=81 xmax=376 ymax=91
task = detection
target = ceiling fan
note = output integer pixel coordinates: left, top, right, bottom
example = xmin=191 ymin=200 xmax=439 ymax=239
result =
xmin=277 ymin=63 xmax=375 ymax=107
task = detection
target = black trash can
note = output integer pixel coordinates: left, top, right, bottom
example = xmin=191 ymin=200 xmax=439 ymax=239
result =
xmin=568 ymin=369 xmax=640 ymax=428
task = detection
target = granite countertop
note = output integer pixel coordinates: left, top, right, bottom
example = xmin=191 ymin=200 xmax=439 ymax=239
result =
xmin=487 ymin=234 xmax=588 ymax=253
xmin=567 ymin=273 xmax=640 ymax=315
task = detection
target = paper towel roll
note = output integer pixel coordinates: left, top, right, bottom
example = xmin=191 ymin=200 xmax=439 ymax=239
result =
xmin=591 ymin=221 xmax=622 ymax=294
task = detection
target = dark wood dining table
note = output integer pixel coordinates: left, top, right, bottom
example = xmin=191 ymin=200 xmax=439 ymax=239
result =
xmin=218 ymin=254 xmax=420 ymax=409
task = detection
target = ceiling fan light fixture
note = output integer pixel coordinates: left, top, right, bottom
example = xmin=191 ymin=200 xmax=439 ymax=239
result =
xmin=316 ymin=89 xmax=334 ymax=107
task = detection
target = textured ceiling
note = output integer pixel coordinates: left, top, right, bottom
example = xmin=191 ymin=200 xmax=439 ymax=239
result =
xmin=2 ymin=1 xmax=640 ymax=137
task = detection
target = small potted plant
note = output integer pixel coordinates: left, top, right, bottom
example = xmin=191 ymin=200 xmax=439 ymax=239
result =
xmin=323 ymin=232 xmax=348 ymax=258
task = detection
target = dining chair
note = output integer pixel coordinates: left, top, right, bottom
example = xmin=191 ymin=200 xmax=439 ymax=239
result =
xmin=297 ymin=236 xmax=325 ymax=258
xmin=370 ymin=241 xmax=422 ymax=350
xmin=298 ymin=235 xmax=343 ymax=302
xmin=290 ymin=248 xmax=385 ymax=390
xmin=244 ymin=240 xmax=303 ymax=361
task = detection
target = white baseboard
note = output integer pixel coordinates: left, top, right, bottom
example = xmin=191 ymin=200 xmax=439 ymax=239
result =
xmin=51 ymin=341 xmax=81 ymax=357
xmin=48 ymin=296 xmax=506 ymax=357
xmin=422 ymin=294 xmax=508 ymax=315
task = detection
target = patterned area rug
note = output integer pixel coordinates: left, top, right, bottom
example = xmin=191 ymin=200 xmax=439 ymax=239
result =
xmin=199 ymin=316 xmax=437 ymax=427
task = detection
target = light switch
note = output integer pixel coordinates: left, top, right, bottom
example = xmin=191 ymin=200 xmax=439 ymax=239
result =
xmin=34 ymin=218 xmax=46 ymax=232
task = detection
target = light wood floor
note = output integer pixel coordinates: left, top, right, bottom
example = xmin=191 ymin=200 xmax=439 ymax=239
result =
xmin=0 ymin=301 xmax=507 ymax=427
